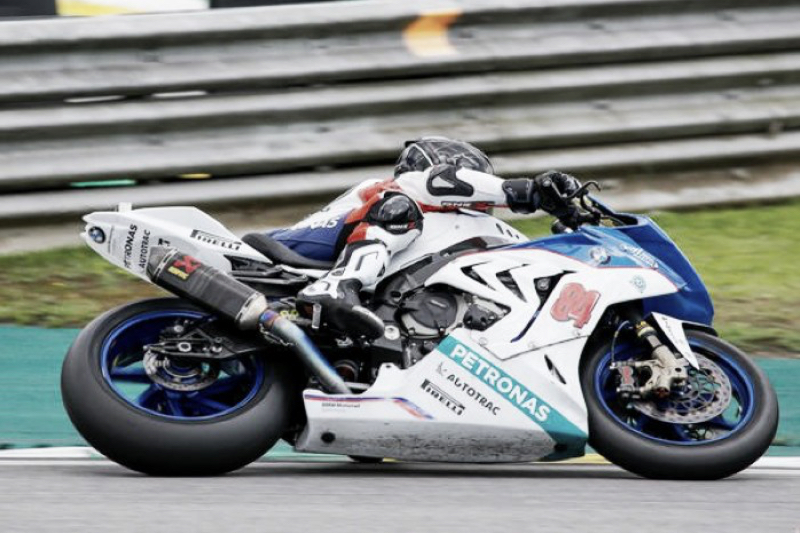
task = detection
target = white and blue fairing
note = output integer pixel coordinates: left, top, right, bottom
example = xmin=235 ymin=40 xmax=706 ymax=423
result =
xmin=511 ymin=212 xmax=714 ymax=327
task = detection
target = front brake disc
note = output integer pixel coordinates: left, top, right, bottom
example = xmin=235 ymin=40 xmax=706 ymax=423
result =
xmin=632 ymin=354 xmax=732 ymax=424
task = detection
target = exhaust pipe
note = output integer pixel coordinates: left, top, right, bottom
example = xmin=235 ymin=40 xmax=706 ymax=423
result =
xmin=147 ymin=246 xmax=350 ymax=394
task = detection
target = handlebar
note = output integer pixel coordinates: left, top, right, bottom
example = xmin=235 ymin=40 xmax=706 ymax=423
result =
xmin=547 ymin=180 xmax=604 ymax=233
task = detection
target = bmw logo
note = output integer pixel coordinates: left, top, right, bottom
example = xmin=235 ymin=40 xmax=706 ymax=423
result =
xmin=88 ymin=226 xmax=106 ymax=244
xmin=589 ymin=246 xmax=610 ymax=265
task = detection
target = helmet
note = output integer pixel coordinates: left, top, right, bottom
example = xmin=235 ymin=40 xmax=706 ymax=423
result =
xmin=394 ymin=136 xmax=494 ymax=177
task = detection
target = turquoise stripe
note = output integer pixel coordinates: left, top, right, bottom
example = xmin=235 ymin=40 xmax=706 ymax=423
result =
xmin=438 ymin=336 xmax=587 ymax=452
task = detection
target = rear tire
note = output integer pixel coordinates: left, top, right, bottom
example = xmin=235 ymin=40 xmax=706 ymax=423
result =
xmin=62 ymin=298 xmax=296 ymax=476
xmin=581 ymin=331 xmax=778 ymax=480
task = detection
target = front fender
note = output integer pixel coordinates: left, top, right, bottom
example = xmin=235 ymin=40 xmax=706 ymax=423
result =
xmin=649 ymin=313 xmax=720 ymax=370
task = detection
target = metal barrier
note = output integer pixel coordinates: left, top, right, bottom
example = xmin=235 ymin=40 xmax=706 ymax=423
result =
xmin=1 ymin=0 xmax=800 ymax=220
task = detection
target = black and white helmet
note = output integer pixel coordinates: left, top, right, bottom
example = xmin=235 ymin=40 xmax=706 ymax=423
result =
xmin=394 ymin=136 xmax=494 ymax=177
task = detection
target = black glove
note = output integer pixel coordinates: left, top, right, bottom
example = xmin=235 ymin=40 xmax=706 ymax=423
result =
xmin=533 ymin=170 xmax=582 ymax=218
xmin=503 ymin=170 xmax=582 ymax=215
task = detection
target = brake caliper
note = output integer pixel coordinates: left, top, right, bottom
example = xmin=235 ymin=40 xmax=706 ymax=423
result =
xmin=611 ymin=321 xmax=688 ymax=399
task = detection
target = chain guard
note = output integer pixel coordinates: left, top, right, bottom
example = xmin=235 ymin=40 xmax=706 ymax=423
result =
xmin=631 ymin=354 xmax=732 ymax=424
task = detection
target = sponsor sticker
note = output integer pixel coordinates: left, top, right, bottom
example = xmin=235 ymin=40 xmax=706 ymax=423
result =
xmin=122 ymin=224 xmax=138 ymax=269
xmin=320 ymin=400 xmax=362 ymax=411
xmin=279 ymin=308 xmax=300 ymax=322
xmin=190 ymin=229 xmax=242 ymax=251
xmin=618 ymin=243 xmax=658 ymax=269
xmin=292 ymin=215 xmax=342 ymax=230
xmin=630 ymin=275 xmax=646 ymax=293
xmin=435 ymin=363 xmax=499 ymax=415
xmin=421 ymin=379 xmax=465 ymax=415
xmin=305 ymin=395 xmax=434 ymax=420
xmin=167 ymin=256 xmax=201 ymax=280
xmin=437 ymin=336 xmax=587 ymax=445
xmin=136 ymin=229 xmax=151 ymax=270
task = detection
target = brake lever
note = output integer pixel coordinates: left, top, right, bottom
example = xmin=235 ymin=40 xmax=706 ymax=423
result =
xmin=543 ymin=178 xmax=602 ymax=228
xmin=566 ymin=180 xmax=601 ymax=201
xmin=559 ymin=197 xmax=601 ymax=230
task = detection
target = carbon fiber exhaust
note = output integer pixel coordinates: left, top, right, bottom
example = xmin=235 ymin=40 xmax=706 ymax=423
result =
xmin=147 ymin=246 xmax=266 ymax=329
xmin=146 ymin=246 xmax=349 ymax=394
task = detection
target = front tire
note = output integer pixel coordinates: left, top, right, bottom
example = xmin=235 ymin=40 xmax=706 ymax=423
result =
xmin=581 ymin=331 xmax=778 ymax=480
xmin=62 ymin=298 xmax=296 ymax=476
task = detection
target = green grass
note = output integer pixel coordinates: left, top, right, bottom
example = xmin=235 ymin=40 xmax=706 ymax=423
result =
xmin=0 ymin=200 xmax=798 ymax=354
xmin=0 ymin=247 xmax=163 ymax=328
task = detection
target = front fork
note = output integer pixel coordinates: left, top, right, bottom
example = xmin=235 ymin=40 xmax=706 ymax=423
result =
xmin=611 ymin=318 xmax=689 ymax=400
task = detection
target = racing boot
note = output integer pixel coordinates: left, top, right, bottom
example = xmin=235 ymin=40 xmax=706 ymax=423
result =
xmin=297 ymin=278 xmax=384 ymax=340
xmin=296 ymin=241 xmax=388 ymax=341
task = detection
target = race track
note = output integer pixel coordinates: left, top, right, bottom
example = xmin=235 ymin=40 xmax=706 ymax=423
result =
xmin=1 ymin=459 xmax=798 ymax=533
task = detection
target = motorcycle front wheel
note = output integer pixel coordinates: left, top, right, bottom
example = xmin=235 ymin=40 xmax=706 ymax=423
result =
xmin=62 ymin=297 xmax=296 ymax=476
xmin=581 ymin=330 xmax=778 ymax=480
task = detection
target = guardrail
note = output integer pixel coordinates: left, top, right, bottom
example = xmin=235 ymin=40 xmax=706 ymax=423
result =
xmin=0 ymin=0 xmax=799 ymax=221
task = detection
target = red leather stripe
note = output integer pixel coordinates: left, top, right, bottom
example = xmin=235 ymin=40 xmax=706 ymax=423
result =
xmin=347 ymin=222 xmax=370 ymax=243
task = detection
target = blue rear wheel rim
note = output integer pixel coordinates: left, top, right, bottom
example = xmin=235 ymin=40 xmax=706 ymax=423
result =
xmin=100 ymin=309 xmax=265 ymax=421
xmin=594 ymin=338 xmax=755 ymax=445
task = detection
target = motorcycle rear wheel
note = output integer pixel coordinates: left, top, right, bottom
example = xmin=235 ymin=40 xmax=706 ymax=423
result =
xmin=62 ymin=297 xmax=296 ymax=476
xmin=581 ymin=330 xmax=778 ymax=480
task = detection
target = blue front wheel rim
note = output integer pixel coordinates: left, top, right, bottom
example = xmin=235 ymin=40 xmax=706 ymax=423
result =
xmin=594 ymin=337 xmax=756 ymax=446
xmin=100 ymin=309 xmax=266 ymax=421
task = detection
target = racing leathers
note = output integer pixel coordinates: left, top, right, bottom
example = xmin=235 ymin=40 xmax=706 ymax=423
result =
xmin=269 ymin=164 xmax=581 ymax=340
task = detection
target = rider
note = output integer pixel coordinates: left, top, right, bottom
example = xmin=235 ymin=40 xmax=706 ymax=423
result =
xmin=268 ymin=136 xmax=582 ymax=339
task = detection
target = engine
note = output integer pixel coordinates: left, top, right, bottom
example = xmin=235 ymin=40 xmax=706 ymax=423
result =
xmin=399 ymin=290 xmax=466 ymax=338
xmin=397 ymin=287 xmax=505 ymax=366
xmin=319 ymin=249 xmax=513 ymax=383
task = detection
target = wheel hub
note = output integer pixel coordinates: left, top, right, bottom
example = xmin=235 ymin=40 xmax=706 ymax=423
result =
xmin=631 ymin=354 xmax=732 ymax=424
xmin=143 ymin=350 xmax=220 ymax=392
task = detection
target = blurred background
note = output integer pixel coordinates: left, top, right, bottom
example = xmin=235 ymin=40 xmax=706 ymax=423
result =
xmin=0 ymin=0 xmax=797 ymax=455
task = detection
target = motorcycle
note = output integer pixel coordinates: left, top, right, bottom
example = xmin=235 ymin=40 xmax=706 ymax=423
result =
xmin=61 ymin=188 xmax=778 ymax=479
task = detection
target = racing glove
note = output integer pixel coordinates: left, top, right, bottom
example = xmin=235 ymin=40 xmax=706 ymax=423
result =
xmin=502 ymin=170 xmax=582 ymax=216
xmin=533 ymin=170 xmax=582 ymax=218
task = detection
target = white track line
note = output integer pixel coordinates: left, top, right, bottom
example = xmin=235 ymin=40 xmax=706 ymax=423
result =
xmin=0 ymin=447 xmax=100 ymax=459
xmin=1 ymin=447 xmax=799 ymax=469
xmin=752 ymin=456 xmax=800 ymax=470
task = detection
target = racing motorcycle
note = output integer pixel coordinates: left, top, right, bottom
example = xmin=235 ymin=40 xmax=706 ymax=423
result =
xmin=61 ymin=187 xmax=778 ymax=479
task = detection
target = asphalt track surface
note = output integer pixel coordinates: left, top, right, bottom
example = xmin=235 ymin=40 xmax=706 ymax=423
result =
xmin=0 ymin=459 xmax=798 ymax=533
